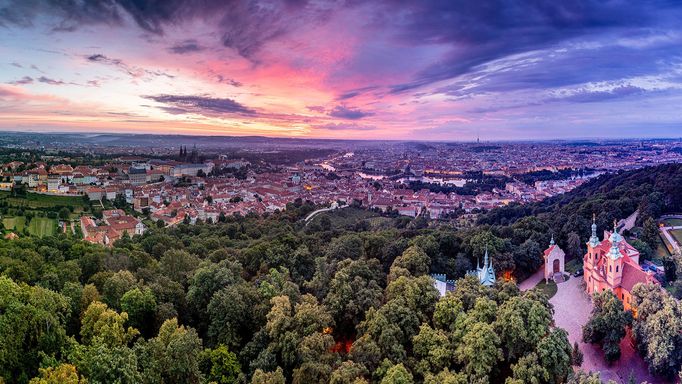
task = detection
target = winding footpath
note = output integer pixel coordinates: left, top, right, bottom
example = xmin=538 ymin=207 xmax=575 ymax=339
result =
xmin=304 ymin=203 xmax=348 ymax=225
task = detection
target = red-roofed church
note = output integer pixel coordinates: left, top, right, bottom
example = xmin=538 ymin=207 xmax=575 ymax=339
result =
xmin=583 ymin=216 xmax=658 ymax=310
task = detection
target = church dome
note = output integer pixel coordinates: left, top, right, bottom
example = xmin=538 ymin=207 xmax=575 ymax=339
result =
xmin=609 ymin=230 xmax=623 ymax=245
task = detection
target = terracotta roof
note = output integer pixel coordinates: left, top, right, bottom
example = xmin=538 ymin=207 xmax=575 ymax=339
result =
xmin=621 ymin=262 xmax=655 ymax=291
xmin=544 ymin=244 xmax=556 ymax=256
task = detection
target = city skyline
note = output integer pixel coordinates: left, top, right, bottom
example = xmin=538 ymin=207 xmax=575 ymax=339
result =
xmin=2 ymin=1 xmax=682 ymax=140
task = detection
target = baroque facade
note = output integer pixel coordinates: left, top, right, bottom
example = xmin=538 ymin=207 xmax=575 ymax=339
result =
xmin=583 ymin=217 xmax=657 ymax=310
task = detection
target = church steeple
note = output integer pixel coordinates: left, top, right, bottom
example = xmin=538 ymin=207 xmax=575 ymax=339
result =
xmin=608 ymin=220 xmax=623 ymax=260
xmin=550 ymin=234 xmax=555 ymax=246
xmin=589 ymin=213 xmax=600 ymax=247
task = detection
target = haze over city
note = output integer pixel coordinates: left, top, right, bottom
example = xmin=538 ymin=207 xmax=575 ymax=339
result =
xmin=2 ymin=1 xmax=682 ymax=140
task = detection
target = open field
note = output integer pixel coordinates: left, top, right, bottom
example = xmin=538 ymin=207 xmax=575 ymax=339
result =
xmin=2 ymin=216 xmax=26 ymax=231
xmin=27 ymin=217 xmax=57 ymax=237
xmin=0 ymin=191 xmax=87 ymax=211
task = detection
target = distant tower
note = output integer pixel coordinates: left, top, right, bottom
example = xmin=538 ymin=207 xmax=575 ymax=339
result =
xmin=191 ymin=144 xmax=198 ymax=163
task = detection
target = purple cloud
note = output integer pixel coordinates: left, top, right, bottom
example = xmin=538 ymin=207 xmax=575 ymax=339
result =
xmin=168 ymin=39 xmax=204 ymax=54
xmin=8 ymin=76 xmax=33 ymax=85
xmin=329 ymin=105 xmax=373 ymax=120
xmin=37 ymin=76 xmax=65 ymax=85
xmin=144 ymin=94 xmax=255 ymax=116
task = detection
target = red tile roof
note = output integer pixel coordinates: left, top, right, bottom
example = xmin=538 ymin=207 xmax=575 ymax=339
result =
xmin=621 ymin=262 xmax=656 ymax=291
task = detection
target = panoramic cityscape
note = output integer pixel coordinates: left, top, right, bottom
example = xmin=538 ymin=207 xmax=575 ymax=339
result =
xmin=1 ymin=1 xmax=682 ymax=384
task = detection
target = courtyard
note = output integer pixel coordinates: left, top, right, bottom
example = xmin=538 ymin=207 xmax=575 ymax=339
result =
xmin=548 ymin=276 xmax=663 ymax=384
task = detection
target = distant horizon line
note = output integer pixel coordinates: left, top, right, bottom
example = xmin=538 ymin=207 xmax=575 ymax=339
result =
xmin=0 ymin=129 xmax=681 ymax=144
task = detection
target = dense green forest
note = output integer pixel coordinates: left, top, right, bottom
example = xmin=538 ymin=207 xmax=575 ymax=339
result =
xmin=1 ymin=164 xmax=682 ymax=383
xmin=479 ymin=163 xmax=682 ymax=235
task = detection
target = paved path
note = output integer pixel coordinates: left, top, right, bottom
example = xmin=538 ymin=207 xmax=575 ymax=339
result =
xmin=550 ymin=277 xmax=664 ymax=384
xmin=304 ymin=203 xmax=348 ymax=225
xmin=519 ymin=267 xmax=544 ymax=291
xmin=618 ymin=210 xmax=638 ymax=231
xmin=660 ymin=225 xmax=682 ymax=253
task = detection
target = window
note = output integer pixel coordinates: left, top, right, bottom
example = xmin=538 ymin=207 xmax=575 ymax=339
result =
xmin=609 ymin=265 xmax=612 ymax=272
xmin=616 ymin=265 xmax=619 ymax=272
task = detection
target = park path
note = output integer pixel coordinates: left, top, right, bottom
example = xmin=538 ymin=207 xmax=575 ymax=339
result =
xmin=618 ymin=210 xmax=638 ymax=231
xmin=660 ymin=214 xmax=682 ymax=253
xmin=518 ymin=267 xmax=544 ymax=291
xmin=660 ymin=225 xmax=682 ymax=253
xmin=549 ymin=277 xmax=664 ymax=384
xmin=304 ymin=203 xmax=348 ymax=225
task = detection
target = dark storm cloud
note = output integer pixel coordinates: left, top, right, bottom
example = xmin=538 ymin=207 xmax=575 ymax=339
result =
xmin=87 ymin=53 xmax=173 ymax=79
xmin=328 ymin=105 xmax=373 ymax=120
xmin=8 ymin=76 xmax=33 ymax=85
xmin=168 ymin=39 xmax=203 ymax=54
xmin=144 ymin=94 xmax=256 ymax=116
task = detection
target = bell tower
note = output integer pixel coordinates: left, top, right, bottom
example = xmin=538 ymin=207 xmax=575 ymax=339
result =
xmin=605 ymin=222 xmax=624 ymax=288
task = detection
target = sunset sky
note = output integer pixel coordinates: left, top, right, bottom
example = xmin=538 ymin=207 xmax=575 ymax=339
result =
xmin=1 ymin=1 xmax=682 ymax=140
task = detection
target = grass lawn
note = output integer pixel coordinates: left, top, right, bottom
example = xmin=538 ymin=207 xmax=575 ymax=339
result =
xmin=534 ymin=279 xmax=558 ymax=299
xmin=662 ymin=218 xmax=682 ymax=227
xmin=27 ymin=217 xmax=57 ymax=237
xmin=0 ymin=191 xmax=87 ymax=211
xmin=2 ymin=216 xmax=26 ymax=231
xmin=652 ymin=233 xmax=672 ymax=265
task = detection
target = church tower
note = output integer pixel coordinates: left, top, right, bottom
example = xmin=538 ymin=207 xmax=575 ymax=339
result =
xmin=605 ymin=222 xmax=624 ymax=288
